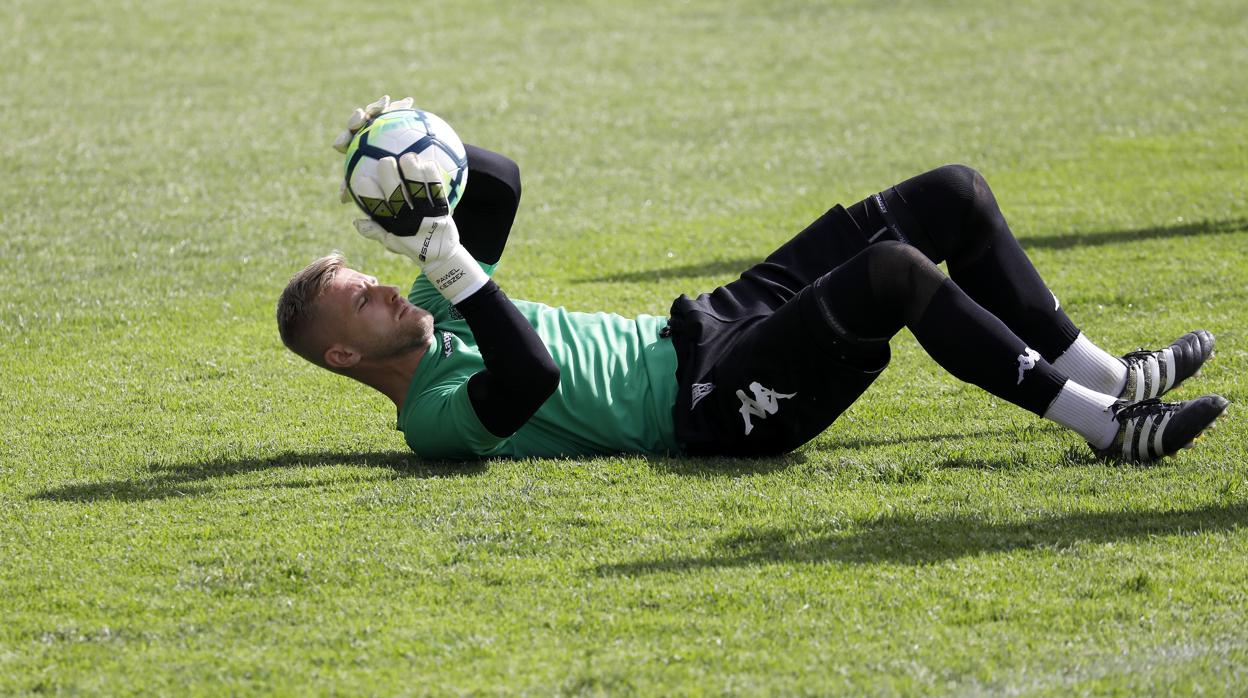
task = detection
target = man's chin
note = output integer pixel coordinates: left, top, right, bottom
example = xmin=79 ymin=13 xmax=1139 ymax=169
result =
xmin=399 ymin=314 xmax=436 ymax=354
xmin=411 ymin=328 xmax=434 ymax=352
xmin=411 ymin=313 xmax=435 ymax=344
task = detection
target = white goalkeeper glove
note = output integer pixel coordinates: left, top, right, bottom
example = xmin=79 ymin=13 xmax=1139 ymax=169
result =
xmin=331 ymin=94 xmax=414 ymax=154
xmin=353 ymin=156 xmax=487 ymax=304
xmin=332 ymin=94 xmax=415 ymax=203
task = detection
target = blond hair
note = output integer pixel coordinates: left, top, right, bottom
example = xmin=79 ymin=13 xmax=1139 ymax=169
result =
xmin=276 ymin=252 xmax=345 ymax=367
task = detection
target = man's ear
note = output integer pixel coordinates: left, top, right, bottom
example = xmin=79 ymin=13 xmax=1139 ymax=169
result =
xmin=324 ymin=343 xmax=360 ymax=370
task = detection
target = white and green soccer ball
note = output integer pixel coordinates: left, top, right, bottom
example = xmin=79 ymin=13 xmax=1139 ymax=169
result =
xmin=343 ymin=108 xmax=468 ymax=226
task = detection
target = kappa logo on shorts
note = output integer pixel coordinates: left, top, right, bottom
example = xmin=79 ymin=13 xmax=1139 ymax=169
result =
xmin=441 ymin=331 xmax=454 ymax=358
xmin=736 ymin=381 xmax=797 ymax=435
xmin=1016 ymin=347 xmax=1040 ymax=384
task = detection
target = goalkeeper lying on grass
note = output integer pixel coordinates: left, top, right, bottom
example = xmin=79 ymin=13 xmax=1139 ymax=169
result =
xmin=276 ymin=96 xmax=1227 ymax=462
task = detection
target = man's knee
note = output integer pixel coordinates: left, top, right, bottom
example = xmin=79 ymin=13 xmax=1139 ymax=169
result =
xmin=909 ymin=164 xmax=1004 ymax=261
xmin=925 ymin=163 xmax=986 ymax=209
xmin=866 ymin=240 xmax=937 ymax=276
xmin=948 ymin=164 xmax=1003 ymax=220
xmin=865 ymin=241 xmax=947 ymax=313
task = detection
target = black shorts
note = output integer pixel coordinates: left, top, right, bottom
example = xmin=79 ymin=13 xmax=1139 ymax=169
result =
xmin=668 ymin=203 xmax=901 ymax=457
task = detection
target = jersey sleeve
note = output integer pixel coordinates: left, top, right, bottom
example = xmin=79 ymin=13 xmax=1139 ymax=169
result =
xmin=403 ymin=380 xmax=508 ymax=459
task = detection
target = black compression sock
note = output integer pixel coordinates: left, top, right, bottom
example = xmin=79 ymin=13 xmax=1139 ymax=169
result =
xmin=911 ymin=280 xmax=1066 ymax=415
xmin=815 ymin=242 xmax=1067 ymax=416
xmin=948 ymin=247 xmax=1082 ymax=362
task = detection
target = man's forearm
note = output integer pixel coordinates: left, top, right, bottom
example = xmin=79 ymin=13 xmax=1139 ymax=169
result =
xmin=457 ymin=280 xmax=560 ymax=437
xmin=456 ymin=145 xmax=522 ymax=265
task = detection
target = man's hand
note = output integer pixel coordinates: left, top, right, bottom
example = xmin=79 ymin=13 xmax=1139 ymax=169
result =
xmin=331 ymin=94 xmax=414 ymax=154
xmin=352 ymin=157 xmax=455 ymax=256
xmin=332 ymin=94 xmax=414 ymax=204
xmin=350 ymin=150 xmax=452 ymax=236
xmin=354 ymin=159 xmax=488 ymax=304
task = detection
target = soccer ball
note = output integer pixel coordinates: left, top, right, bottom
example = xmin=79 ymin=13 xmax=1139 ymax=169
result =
xmin=343 ymin=108 xmax=468 ymax=226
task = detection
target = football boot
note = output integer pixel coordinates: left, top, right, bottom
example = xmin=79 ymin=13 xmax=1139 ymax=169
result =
xmin=1091 ymin=394 xmax=1228 ymax=463
xmin=1119 ymin=330 xmax=1214 ymax=402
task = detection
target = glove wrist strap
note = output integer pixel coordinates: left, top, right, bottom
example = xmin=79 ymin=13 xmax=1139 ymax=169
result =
xmin=424 ymin=246 xmax=488 ymax=305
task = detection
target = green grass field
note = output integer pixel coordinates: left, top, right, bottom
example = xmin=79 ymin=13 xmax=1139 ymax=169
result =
xmin=3 ymin=0 xmax=1247 ymax=694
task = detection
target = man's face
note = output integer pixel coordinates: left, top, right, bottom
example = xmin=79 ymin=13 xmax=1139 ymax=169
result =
xmin=317 ymin=267 xmax=433 ymax=368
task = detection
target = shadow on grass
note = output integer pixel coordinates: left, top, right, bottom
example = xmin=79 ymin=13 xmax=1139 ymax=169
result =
xmin=824 ymin=427 xmax=1023 ymax=451
xmin=595 ymin=501 xmax=1248 ymax=573
xmin=647 ymin=428 xmax=1030 ymax=476
xmin=1019 ymin=217 xmax=1246 ymax=251
xmin=578 ymin=256 xmax=758 ymax=284
xmin=575 ymin=218 xmax=1246 ymax=283
xmin=648 ymin=452 xmax=807 ymax=477
xmin=30 ymin=450 xmax=485 ymax=503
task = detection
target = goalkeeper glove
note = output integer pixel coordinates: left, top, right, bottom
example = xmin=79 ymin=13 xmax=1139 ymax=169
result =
xmin=331 ymin=94 xmax=414 ymax=154
xmin=353 ymin=156 xmax=487 ymax=304
xmin=332 ymin=94 xmax=415 ymax=203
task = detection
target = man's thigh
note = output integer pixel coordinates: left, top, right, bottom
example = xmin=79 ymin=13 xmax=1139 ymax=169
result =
xmin=678 ymin=286 xmax=890 ymax=457
xmin=725 ymin=167 xmax=962 ymax=317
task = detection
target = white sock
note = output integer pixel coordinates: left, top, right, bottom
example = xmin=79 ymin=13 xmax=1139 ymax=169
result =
xmin=1052 ymin=333 xmax=1128 ymax=397
xmin=1043 ymin=380 xmax=1119 ymax=449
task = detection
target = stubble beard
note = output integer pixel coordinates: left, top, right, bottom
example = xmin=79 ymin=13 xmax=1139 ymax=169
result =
xmin=366 ymin=309 xmax=434 ymax=361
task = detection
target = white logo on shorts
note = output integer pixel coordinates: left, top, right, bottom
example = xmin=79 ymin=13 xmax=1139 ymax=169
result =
xmin=736 ymin=381 xmax=797 ymax=435
xmin=691 ymin=382 xmax=715 ymax=410
xmin=1016 ymin=347 xmax=1040 ymax=384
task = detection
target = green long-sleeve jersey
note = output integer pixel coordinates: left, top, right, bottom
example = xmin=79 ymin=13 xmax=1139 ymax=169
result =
xmin=397 ymin=263 xmax=681 ymax=459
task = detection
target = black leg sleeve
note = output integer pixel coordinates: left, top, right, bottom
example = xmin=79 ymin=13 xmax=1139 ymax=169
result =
xmin=847 ymin=164 xmax=1082 ymax=361
xmin=455 ymin=280 xmax=560 ymax=437
xmin=815 ymin=242 xmax=1066 ymax=416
